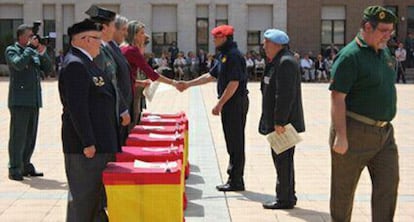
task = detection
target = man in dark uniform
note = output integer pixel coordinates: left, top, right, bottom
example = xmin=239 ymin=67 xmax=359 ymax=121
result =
xmin=59 ymin=19 xmax=118 ymax=222
xmin=86 ymin=5 xmax=131 ymax=148
xmin=177 ymin=25 xmax=249 ymax=191
xmin=259 ymin=29 xmax=305 ymax=209
xmin=5 ymin=24 xmax=52 ymax=181
xmin=329 ymin=6 xmax=399 ymax=222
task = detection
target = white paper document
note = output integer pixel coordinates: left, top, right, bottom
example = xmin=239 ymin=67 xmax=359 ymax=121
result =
xmin=266 ymin=124 xmax=302 ymax=154
xmin=133 ymin=160 xmax=178 ymax=170
xmin=141 ymin=147 xmax=179 ymax=152
xmin=148 ymin=133 xmax=179 ymax=140
xmin=141 ymin=125 xmax=164 ymax=130
xmin=143 ymin=81 xmax=160 ymax=102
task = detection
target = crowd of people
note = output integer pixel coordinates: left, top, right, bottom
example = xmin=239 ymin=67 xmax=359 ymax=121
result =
xmin=4 ymin=4 xmax=403 ymax=222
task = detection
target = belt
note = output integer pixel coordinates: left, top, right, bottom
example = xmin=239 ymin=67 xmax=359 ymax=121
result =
xmin=346 ymin=111 xmax=389 ymax=128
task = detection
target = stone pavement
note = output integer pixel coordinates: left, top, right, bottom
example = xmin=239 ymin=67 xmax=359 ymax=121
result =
xmin=0 ymin=78 xmax=413 ymax=221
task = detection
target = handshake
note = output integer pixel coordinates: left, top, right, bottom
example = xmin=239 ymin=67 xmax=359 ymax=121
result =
xmin=174 ymin=81 xmax=191 ymax=92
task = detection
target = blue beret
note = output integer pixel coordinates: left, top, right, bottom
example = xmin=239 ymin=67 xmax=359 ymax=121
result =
xmin=264 ymin=29 xmax=289 ymax=45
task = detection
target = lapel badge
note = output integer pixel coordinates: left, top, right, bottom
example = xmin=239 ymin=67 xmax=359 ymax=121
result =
xmin=93 ymin=76 xmax=105 ymax=87
xmin=221 ymin=56 xmax=227 ymax=63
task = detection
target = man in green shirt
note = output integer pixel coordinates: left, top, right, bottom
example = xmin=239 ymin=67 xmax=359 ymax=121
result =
xmin=329 ymin=6 xmax=399 ymax=222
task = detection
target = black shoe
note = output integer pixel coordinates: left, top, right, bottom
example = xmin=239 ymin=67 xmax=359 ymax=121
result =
xmin=9 ymin=174 xmax=24 ymax=181
xmin=22 ymin=170 xmax=44 ymax=177
xmin=262 ymin=201 xmax=294 ymax=210
xmin=216 ymin=183 xmax=245 ymax=192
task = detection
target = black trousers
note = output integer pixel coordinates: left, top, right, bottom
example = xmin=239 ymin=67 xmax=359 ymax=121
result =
xmin=221 ymin=94 xmax=249 ymax=185
xmin=271 ymin=147 xmax=297 ymax=205
xmin=396 ymin=61 xmax=406 ymax=83
xmin=65 ymin=153 xmax=115 ymax=222
xmin=8 ymin=106 xmax=39 ymax=176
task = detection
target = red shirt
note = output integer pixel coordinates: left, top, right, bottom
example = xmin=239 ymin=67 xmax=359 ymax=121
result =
xmin=121 ymin=45 xmax=159 ymax=94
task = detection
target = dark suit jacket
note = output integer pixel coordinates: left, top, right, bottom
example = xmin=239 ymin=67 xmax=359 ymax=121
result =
xmin=58 ymin=47 xmax=119 ymax=154
xmin=107 ymin=41 xmax=133 ymax=111
xmin=5 ymin=43 xmax=52 ymax=108
xmin=259 ymin=48 xmax=305 ymax=135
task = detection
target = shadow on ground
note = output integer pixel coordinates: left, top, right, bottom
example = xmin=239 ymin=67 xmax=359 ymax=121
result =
xmin=22 ymin=177 xmax=67 ymax=190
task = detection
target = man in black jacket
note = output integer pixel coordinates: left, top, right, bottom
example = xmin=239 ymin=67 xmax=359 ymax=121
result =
xmin=259 ymin=29 xmax=305 ymax=209
xmin=59 ymin=19 xmax=118 ymax=222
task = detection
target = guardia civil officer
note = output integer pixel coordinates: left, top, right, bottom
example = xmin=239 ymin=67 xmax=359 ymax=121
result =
xmin=259 ymin=29 xmax=305 ymax=209
xmin=59 ymin=19 xmax=117 ymax=222
xmin=329 ymin=6 xmax=399 ymax=222
xmin=5 ymin=23 xmax=52 ymax=180
xmin=86 ymin=5 xmax=131 ymax=148
xmin=177 ymin=25 xmax=249 ymax=191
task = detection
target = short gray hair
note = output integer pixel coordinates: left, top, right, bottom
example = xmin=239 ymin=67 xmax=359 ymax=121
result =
xmin=115 ymin=15 xmax=128 ymax=30
xmin=125 ymin=20 xmax=145 ymax=44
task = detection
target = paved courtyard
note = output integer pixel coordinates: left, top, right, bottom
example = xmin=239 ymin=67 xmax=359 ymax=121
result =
xmin=0 ymin=78 xmax=413 ymax=221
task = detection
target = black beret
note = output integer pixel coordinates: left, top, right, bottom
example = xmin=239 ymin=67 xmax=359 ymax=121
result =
xmin=363 ymin=6 xmax=397 ymax=24
xmin=67 ymin=19 xmax=102 ymax=37
xmin=85 ymin=5 xmax=116 ymax=23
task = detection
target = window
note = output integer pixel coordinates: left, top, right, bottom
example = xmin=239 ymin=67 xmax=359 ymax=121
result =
xmin=321 ymin=6 xmax=346 ymax=51
xmin=0 ymin=19 xmax=23 ymax=64
xmin=247 ymin=5 xmax=272 ymax=53
xmin=407 ymin=6 xmax=414 ymax=33
xmin=0 ymin=4 xmax=22 ymax=64
xmin=152 ymin=32 xmax=177 ymax=56
xmin=43 ymin=5 xmax=56 ymax=50
xmin=247 ymin=31 xmax=261 ymax=53
xmin=384 ymin=6 xmax=398 ymax=35
xmin=196 ymin=5 xmax=209 ymax=53
xmin=216 ymin=5 xmax=228 ymax=26
xmin=152 ymin=5 xmax=177 ymax=56
xmin=62 ymin=5 xmax=74 ymax=52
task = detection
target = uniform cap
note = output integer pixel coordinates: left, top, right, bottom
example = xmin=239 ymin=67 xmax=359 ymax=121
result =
xmin=363 ymin=6 xmax=397 ymax=24
xmin=85 ymin=5 xmax=116 ymax=23
xmin=211 ymin=25 xmax=234 ymax=37
xmin=67 ymin=19 xmax=102 ymax=37
xmin=264 ymin=29 xmax=289 ymax=45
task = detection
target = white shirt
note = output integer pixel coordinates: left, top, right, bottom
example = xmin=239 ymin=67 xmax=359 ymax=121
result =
xmin=395 ymin=48 xmax=407 ymax=62
xmin=246 ymin=58 xmax=254 ymax=68
xmin=255 ymin=58 xmax=265 ymax=68
xmin=300 ymin=58 xmax=313 ymax=69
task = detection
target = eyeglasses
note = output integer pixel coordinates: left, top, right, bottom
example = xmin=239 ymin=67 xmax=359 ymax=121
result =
xmin=376 ymin=28 xmax=395 ymax=35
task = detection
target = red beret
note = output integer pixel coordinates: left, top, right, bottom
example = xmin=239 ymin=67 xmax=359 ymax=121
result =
xmin=211 ymin=25 xmax=234 ymax=37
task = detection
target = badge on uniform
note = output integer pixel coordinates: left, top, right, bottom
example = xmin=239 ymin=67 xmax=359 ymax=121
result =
xmin=221 ymin=56 xmax=227 ymax=63
xmin=93 ymin=76 xmax=105 ymax=86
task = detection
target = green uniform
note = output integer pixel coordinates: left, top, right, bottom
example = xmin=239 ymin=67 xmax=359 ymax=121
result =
xmin=94 ymin=44 xmax=121 ymax=125
xmin=329 ymin=34 xmax=399 ymax=222
xmin=329 ymin=34 xmax=397 ymax=121
xmin=5 ymin=42 xmax=52 ymax=177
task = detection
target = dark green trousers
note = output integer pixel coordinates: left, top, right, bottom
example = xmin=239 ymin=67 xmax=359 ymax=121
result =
xmin=8 ymin=106 xmax=39 ymax=176
xmin=329 ymin=117 xmax=399 ymax=222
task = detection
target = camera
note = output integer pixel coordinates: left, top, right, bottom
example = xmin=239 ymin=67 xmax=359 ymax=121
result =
xmin=32 ymin=21 xmax=50 ymax=45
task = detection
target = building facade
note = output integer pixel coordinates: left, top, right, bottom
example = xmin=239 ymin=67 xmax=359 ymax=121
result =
xmin=1 ymin=0 xmax=414 ymax=64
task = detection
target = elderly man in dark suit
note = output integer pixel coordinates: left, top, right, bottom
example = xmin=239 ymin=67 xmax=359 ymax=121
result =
xmin=5 ymin=23 xmax=52 ymax=181
xmin=259 ymin=29 xmax=305 ymax=210
xmin=58 ymin=19 xmax=118 ymax=222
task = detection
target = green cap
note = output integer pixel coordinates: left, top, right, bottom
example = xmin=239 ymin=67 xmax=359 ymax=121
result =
xmin=363 ymin=6 xmax=397 ymax=24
